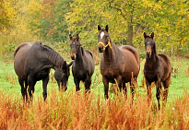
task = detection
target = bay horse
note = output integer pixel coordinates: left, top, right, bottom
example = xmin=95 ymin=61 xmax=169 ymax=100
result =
xmin=98 ymin=25 xmax=140 ymax=101
xmin=143 ymin=32 xmax=172 ymax=110
xmin=69 ymin=34 xmax=95 ymax=93
xmin=14 ymin=41 xmax=72 ymax=101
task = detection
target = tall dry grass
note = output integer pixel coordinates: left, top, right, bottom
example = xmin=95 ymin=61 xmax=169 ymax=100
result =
xmin=0 ymin=88 xmax=189 ymax=130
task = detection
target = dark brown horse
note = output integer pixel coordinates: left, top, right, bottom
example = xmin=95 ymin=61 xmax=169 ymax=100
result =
xmin=98 ymin=25 xmax=140 ymax=101
xmin=143 ymin=32 xmax=172 ymax=109
xmin=69 ymin=34 xmax=95 ymax=93
xmin=14 ymin=41 xmax=72 ymax=101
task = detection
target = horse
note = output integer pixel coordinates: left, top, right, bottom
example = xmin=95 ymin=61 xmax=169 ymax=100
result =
xmin=69 ymin=34 xmax=95 ymax=94
xmin=143 ymin=32 xmax=172 ymax=110
xmin=98 ymin=25 xmax=140 ymax=102
xmin=14 ymin=41 xmax=72 ymax=102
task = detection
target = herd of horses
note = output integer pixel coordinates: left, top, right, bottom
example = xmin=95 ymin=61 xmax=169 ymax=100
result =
xmin=13 ymin=25 xmax=172 ymax=109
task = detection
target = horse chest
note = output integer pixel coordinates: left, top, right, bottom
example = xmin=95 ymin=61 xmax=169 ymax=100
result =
xmin=144 ymin=69 xmax=158 ymax=83
xmin=72 ymin=66 xmax=87 ymax=80
xmin=102 ymin=66 xmax=117 ymax=80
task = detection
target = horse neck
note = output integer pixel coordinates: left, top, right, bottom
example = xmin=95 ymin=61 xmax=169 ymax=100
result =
xmin=103 ymin=42 xmax=117 ymax=63
xmin=146 ymin=45 xmax=158 ymax=67
xmin=75 ymin=47 xmax=84 ymax=65
xmin=47 ymin=52 xmax=64 ymax=69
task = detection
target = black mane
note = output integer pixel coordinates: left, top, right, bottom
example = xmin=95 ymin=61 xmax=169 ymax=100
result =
xmin=41 ymin=44 xmax=65 ymax=68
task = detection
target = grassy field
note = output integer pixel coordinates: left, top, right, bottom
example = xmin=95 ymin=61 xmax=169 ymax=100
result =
xmin=0 ymin=56 xmax=189 ymax=129
xmin=0 ymin=56 xmax=188 ymax=101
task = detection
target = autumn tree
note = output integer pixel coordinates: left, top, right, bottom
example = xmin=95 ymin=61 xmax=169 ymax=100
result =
xmin=27 ymin=0 xmax=72 ymax=42
xmin=0 ymin=0 xmax=16 ymax=32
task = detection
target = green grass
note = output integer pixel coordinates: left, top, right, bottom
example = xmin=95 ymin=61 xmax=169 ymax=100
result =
xmin=0 ymin=56 xmax=189 ymax=104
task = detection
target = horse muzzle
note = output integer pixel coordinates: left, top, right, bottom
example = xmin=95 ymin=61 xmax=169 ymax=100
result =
xmin=71 ymin=53 xmax=76 ymax=60
xmin=146 ymin=46 xmax=152 ymax=58
xmin=146 ymin=52 xmax=151 ymax=58
xmin=98 ymin=46 xmax=104 ymax=53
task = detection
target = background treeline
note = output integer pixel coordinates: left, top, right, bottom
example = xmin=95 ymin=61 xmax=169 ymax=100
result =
xmin=0 ymin=0 xmax=189 ymax=59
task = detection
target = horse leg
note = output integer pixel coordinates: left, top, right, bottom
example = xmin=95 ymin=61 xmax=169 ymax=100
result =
xmin=155 ymin=78 xmax=162 ymax=110
xmin=42 ymin=75 xmax=49 ymax=101
xmin=24 ymin=79 xmax=29 ymax=102
xmin=74 ymin=77 xmax=80 ymax=92
xmin=28 ymin=75 xmax=36 ymax=102
xmin=146 ymin=80 xmax=152 ymax=104
xmin=130 ymin=77 xmax=137 ymax=103
xmin=102 ymin=76 xmax=109 ymax=100
xmin=162 ymin=76 xmax=171 ymax=106
xmin=19 ymin=78 xmax=26 ymax=101
xmin=85 ymin=77 xmax=91 ymax=94
xmin=115 ymin=76 xmax=123 ymax=96
xmin=123 ymin=82 xmax=127 ymax=99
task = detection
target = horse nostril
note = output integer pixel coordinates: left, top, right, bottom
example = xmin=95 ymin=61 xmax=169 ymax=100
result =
xmin=146 ymin=52 xmax=151 ymax=58
xmin=71 ymin=54 xmax=76 ymax=60
xmin=71 ymin=56 xmax=74 ymax=60
xmin=98 ymin=47 xmax=103 ymax=53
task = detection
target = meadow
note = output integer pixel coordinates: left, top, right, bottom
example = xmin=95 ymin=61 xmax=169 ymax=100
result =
xmin=0 ymin=54 xmax=189 ymax=129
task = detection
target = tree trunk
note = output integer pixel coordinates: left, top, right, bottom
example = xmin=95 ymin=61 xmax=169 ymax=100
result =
xmin=127 ymin=23 xmax=133 ymax=45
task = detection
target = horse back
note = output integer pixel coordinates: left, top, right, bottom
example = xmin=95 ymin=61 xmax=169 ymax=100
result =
xmin=84 ymin=49 xmax=94 ymax=59
xmin=119 ymin=45 xmax=140 ymax=68
xmin=14 ymin=42 xmax=32 ymax=57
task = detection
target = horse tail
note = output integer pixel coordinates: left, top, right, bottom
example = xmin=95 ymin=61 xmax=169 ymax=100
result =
xmin=14 ymin=42 xmax=31 ymax=57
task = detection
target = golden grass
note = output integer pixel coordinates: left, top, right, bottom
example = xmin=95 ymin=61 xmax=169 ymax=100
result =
xmin=0 ymin=87 xmax=189 ymax=130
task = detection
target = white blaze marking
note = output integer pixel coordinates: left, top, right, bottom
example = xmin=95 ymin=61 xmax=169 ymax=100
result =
xmin=100 ymin=32 xmax=104 ymax=39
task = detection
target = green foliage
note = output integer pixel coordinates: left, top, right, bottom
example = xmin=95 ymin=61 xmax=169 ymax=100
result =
xmin=0 ymin=0 xmax=189 ymax=59
xmin=27 ymin=0 xmax=72 ymax=42
xmin=0 ymin=0 xmax=14 ymax=31
xmin=67 ymin=0 xmax=189 ymax=54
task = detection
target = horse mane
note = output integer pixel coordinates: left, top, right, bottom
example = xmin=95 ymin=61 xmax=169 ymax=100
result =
xmin=81 ymin=47 xmax=84 ymax=55
xmin=14 ymin=42 xmax=31 ymax=57
xmin=80 ymin=47 xmax=93 ymax=59
xmin=85 ymin=49 xmax=93 ymax=58
xmin=41 ymin=44 xmax=65 ymax=68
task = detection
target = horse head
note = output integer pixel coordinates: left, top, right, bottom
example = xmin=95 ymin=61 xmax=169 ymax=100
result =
xmin=98 ymin=25 xmax=112 ymax=53
xmin=69 ymin=34 xmax=82 ymax=60
xmin=54 ymin=61 xmax=73 ymax=91
xmin=144 ymin=32 xmax=156 ymax=58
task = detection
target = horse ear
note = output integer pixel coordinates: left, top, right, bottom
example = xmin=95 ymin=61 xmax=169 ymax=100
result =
xmin=76 ymin=34 xmax=79 ymax=41
xmin=98 ymin=25 xmax=101 ymax=31
xmin=69 ymin=34 xmax=72 ymax=40
xmin=62 ymin=61 xmax=67 ymax=69
xmin=143 ymin=32 xmax=147 ymax=38
xmin=68 ymin=61 xmax=73 ymax=67
xmin=105 ymin=25 xmax=108 ymax=32
xmin=151 ymin=32 xmax=154 ymax=39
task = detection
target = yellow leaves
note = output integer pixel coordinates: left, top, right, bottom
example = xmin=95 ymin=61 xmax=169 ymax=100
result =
xmin=27 ymin=0 xmax=43 ymax=15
